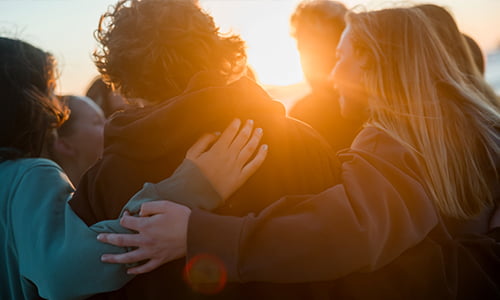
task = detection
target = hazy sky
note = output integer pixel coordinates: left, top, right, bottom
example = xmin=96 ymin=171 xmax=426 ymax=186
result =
xmin=1 ymin=0 xmax=499 ymax=94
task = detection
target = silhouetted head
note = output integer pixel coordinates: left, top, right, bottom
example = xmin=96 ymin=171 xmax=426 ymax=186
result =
xmin=414 ymin=4 xmax=483 ymax=77
xmin=413 ymin=4 xmax=497 ymax=107
xmin=291 ymin=0 xmax=347 ymax=92
xmin=85 ymin=76 xmax=128 ymax=118
xmin=462 ymin=34 xmax=485 ymax=75
xmin=0 ymin=37 xmax=68 ymax=161
xmin=94 ymin=0 xmax=247 ymax=103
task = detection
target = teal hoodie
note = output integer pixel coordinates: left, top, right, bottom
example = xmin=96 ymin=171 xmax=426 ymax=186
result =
xmin=0 ymin=158 xmax=133 ymax=300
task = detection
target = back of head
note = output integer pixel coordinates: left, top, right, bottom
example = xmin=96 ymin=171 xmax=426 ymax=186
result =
xmin=291 ymin=0 xmax=347 ymax=90
xmin=94 ymin=0 xmax=246 ymax=103
xmin=414 ymin=4 xmax=483 ymax=78
xmin=85 ymin=77 xmax=110 ymax=110
xmin=346 ymin=8 xmax=500 ymax=219
xmin=0 ymin=37 xmax=67 ymax=161
xmin=57 ymin=95 xmax=105 ymax=138
xmin=463 ymin=34 xmax=485 ymax=75
xmin=85 ymin=76 xmax=127 ymax=118
xmin=50 ymin=95 xmax=105 ymax=185
xmin=413 ymin=4 xmax=498 ymax=108
xmin=291 ymin=0 xmax=347 ymax=40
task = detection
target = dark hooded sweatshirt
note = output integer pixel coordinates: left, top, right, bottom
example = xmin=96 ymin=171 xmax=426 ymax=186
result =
xmin=70 ymin=72 xmax=340 ymax=299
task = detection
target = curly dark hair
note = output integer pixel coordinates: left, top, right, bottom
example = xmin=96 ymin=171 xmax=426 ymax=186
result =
xmin=94 ymin=0 xmax=247 ymax=102
xmin=0 ymin=37 xmax=68 ymax=161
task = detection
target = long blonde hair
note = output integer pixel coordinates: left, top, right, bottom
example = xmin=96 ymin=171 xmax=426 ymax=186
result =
xmin=347 ymin=8 xmax=500 ymax=219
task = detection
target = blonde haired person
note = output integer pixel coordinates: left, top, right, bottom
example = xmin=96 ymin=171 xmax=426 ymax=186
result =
xmin=341 ymin=7 xmax=499 ymax=222
xmin=98 ymin=6 xmax=500 ymax=298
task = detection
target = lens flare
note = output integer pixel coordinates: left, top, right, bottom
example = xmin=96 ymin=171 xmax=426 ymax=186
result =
xmin=183 ymin=253 xmax=227 ymax=294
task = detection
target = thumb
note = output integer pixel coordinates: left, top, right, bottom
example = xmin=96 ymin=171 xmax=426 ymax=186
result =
xmin=186 ymin=133 xmax=218 ymax=160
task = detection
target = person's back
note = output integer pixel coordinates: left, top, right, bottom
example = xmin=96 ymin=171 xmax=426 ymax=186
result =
xmin=75 ymin=73 xmax=339 ymax=300
xmin=69 ymin=0 xmax=339 ymax=298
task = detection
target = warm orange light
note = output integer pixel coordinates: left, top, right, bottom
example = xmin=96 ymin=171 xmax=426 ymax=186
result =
xmin=183 ymin=253 xmax=227 ymax=295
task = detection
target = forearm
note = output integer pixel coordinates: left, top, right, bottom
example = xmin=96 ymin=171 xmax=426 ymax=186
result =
xmin=12 ymin=164 xmax=133 ymax=300
xmin=187 ymin=180 xmax=438 ymax=283
xmin=122 ymin=159 xmax=222 ymax=215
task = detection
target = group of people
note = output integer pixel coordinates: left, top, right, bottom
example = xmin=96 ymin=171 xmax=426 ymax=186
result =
xmin=0 ymin=0 xmax=499 ymax=299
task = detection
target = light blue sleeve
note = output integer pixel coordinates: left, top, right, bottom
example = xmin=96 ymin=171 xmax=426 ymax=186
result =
xmin=93 ymin=159 xmax=222 ymax=234
xmin=10 ymin=161 xmax=133 ymax=300
xmin=123 ymin=159 xmax=223 ymax=214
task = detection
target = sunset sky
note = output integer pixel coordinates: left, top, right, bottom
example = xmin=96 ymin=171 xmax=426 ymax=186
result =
xmin=1 ymin=0 xmax=499 ymax=95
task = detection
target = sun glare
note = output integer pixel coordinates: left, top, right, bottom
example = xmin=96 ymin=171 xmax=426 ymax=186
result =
xmin=2 ymin=0 xmax=497 ymax=96
xmin=246 ymin=33 xmax=304 ymax=86
xmin=202 ymin=0 xmax=305 ymax=87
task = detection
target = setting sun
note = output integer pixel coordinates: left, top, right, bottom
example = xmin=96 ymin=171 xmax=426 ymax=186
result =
xmin=202 ymin=0 xmax=304 ymax=86
xmin=1 ymin=0 xmax=499 ymax=96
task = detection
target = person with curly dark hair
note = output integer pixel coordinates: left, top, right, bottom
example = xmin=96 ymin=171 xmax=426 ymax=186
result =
xmin=70 ymin=0 xmax=339 ymax=299
xmin=93 ymin=0 xmax=246 ymax=103
xmin=0 ymin=34 xmax=268 ymax=299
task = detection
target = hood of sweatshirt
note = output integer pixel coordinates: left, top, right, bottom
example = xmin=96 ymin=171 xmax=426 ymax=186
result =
xmin=103 ymin=71 xmax=286 ymax=160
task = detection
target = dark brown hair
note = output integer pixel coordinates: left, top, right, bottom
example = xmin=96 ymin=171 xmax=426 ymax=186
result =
xmin=94 ymin=0 xmax=247 ymax=102
xmin=0 ymin=37 xmax=68 ymax=161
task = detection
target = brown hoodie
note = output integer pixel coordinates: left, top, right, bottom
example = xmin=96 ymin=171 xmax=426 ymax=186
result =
xmin=70 ymin=71 xmax=340 ymax=299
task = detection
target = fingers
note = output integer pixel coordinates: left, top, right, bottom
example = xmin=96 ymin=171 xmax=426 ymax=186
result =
xmin=186 ymin=133 xmax=218 ymax=160
xmin=236 ymin=127 xmax=263 ymax=165
xmin=241 ymin=144 xmax=268 ymax=179
xmin=119 ymin=214 xmax=148 ymax=231
xmin=97 ymin=232 xmax=144 ymax=247
xmin=100 ymin=248 xmax=149 ymax=264
xmin=228 ymin=119 xmax=254 ymax=153
xmin=139 ymin=200 xmax=183 ymax=217
xmin=127 ymin=259 xmax=163 ymax=275
xmin=212 ymin=118 xmax=241 ymax=150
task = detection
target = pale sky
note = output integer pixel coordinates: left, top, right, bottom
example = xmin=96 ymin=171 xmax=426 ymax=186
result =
xmin=1 ymin=0 xmax=499 ymax=94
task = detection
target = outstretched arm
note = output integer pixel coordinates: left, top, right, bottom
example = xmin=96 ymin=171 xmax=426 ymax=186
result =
xmin=11 ymin=161 xmax=133 ymax=300
xmin=100 ymin=129 xmax=439 ymax=281
xmin=97 ymin=118 xmax=268 ymax=273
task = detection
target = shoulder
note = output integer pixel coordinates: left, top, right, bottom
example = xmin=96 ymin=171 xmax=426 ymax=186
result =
xmin=1 ymin=158 xmax=62 ymax=176
xmin=0 ymin=158 xmax=72 ymax=209
xmin=342 ymin=126 xmax=422 ymax=178
xmin=1 ymin=158 xmax=67 ymax=188
xmin=350 ymin=127 xmax=406 ymax=156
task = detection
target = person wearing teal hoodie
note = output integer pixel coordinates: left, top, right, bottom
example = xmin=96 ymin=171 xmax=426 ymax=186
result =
xmin=0 ymin=36 xmax=133 ymax=300
xmin=0 ymin=37 xmax=266 ymax=300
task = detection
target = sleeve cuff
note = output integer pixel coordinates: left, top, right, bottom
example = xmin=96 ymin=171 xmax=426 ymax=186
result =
xmin=187 ymin=208 xmax=246 ymax=282
xmin=122 ymin=159 xmax=223 ymax=215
